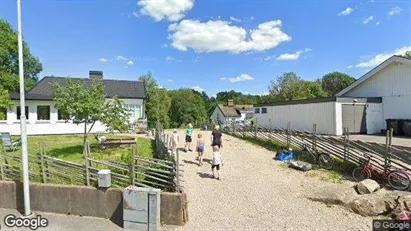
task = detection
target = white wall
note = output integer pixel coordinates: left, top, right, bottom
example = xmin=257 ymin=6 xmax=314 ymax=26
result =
xmin=342 ymin=62 xmax=411 ymax=122
xmin=254 ymin=102 xmax=337 ymax=135
xmin=210 ymin=107 xmax=226 ymax=125
xmin=0 ymin=98 xmax=144 ymax=135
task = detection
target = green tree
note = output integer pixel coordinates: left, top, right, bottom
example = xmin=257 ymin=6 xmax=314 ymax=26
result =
xmin=268 ymin=72 xmax=306 ymax=101
xmin=0 ymin=19 xmax=42 ymax=92
xmin=403 ymin=51 xmax=411 ymax=59
xmin=321 ymin=72 xmax=355 ymax=96
xmin=303 ymin=81 xmax=326 ymax=99
xmin=138 ymin=72 xmax=171 ymax=128
xmin=216 ymin=90 xmax=243 ymax=103
xmin=53 ymin=79 xmax=130 ymax=146
xmin=169 ymin=89 xmax=207 ymax=128
xmin=0 ymin=88 xmax=14 ymax=120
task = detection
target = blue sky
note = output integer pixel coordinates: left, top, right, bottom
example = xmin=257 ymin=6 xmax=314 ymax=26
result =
xmin=0 ymin=0 xmax=410 ymax=97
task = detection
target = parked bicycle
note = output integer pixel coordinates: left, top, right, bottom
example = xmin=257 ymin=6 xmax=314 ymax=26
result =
xmin=295 ymin=142 xmax=333 ymax=170
xmin=352 ymin=154 xmax=410 ymax=191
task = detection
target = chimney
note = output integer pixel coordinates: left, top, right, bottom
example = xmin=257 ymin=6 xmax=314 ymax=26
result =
xmin=227 ymin=99 xmax=234 ymax=107
xmin=89 ymin=71 xmax=103 ymax=80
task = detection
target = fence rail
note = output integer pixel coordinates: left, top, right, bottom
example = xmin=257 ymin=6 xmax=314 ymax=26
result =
xmin=225 ymin=123 xmax=411 ymax=173
xmin=0 ymin=123 xmax=183 ymax=192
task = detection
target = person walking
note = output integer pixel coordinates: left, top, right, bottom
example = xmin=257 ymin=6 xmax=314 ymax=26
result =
xmin=211 ymin=145 xmax=223 ymax=180
xmin=184 ymin=123 xmax=193 ymax=152
xmin=211 ymin=125 xmax=223 ymax=148
xmin=196 ymin=133 xmax=205 ymax=165
xmin=169 ymin=129 xmax=179 ymax=155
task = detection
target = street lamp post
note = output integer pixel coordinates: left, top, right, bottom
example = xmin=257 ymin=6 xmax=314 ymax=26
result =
xmin=17 ymin=0 xmax=31 ymax=217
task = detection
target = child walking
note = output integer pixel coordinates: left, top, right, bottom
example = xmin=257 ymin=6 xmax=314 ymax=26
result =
xmin=169 ymin=129 xmax=179 ymax=155
xmin=196 ymin=133 xmax=205 ymax=166
xmin=211 ymin=145 xmax=223 ymax=180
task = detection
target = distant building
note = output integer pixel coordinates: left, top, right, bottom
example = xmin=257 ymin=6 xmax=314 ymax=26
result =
xmin=253 ymin=55 xmax=411 ymax=136
xmin=210 ymin=99 xmax=253 ymax=126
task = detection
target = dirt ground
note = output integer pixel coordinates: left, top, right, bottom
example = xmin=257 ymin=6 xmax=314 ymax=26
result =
xmin=164 ymin=129 xmax=374 ymax=231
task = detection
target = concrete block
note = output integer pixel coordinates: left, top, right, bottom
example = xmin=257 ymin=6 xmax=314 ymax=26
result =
xmin=29 ymin=183 xmax=71 ymax=214
xmin=160 ymin=192 xmax=186 ymax=226
xmin=0 ymin=181 xmax=17 ymax=209
xmin=105 ymin=188 xmax=123 ymax=227
xmin=70 ymin=186 xmax=106 ymax=217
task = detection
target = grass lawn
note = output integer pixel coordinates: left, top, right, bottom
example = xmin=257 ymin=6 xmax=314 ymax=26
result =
xmin=11 ymin=134 xmax=154 ymax=164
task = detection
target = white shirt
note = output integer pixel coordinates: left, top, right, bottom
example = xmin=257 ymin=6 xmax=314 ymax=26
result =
xmin=171 ymin=133 xmax=179 ymax=144
xmin=213 ymin=152 xmax=222 ymax=165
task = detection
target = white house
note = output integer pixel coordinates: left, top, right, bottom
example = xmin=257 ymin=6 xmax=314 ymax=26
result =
xmin=210 ymin=99 xmax=253 ymax=126
xmin=253 ymin=55 xmax=411 ymax=136
xmin=0 ymin=71 xmax=147 ymax=135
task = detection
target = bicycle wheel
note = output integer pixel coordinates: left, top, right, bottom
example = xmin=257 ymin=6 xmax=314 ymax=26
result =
xmin=295 ymin=150 xmax=310 ymax=162
xmin=317 ymin=153 xmax=333 ymax=170
xmin=352 ymin=167 xmax=371 ymax=181
xmin=388 ymin=170 xmax=411 ymax=191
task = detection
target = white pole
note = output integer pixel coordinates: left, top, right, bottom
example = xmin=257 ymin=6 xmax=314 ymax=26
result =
xmin=17 ymin=0 xmax=31 ymax=217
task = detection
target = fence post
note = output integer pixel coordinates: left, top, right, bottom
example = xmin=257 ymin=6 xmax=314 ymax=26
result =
xmin=84 ymin=142 xmax=90 ymax=186
xmin=0 ymin=145 xmax=4 ymax=181
xmin=287 ymin=122 xmax=291 ymax=148
xmin=39 ymin=143 xmax=47 ymax=183
xmin=131 ymin=144 xmax=136 ymax=186
xmin=384 ymin=129 xmax=390 ymax=166
xmin=343 ymin=127 xmax=347 ymax=161
xmin=312 ymin=124 xmax=317 ymax=151
xmin=176 ymin=149 xmax=180 ymax=193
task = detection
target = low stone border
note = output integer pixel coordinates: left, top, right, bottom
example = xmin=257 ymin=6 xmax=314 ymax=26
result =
xmin=0 ymin=181 xmax=188 ymax=227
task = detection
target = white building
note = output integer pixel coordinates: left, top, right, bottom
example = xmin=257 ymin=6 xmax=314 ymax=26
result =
xmin=210 ymin=99 xmax=253 ymax=126
xmin=254 ymin=55 xmax=411 ymax=136
xmin=0 ymin=71 xmax=146 ymax=135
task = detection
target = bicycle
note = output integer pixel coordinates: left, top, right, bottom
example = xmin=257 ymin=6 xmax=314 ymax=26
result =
xmin=295 ymin=142 xmax=333 ymax=170
xmin=352 ymin=154 xmax=411 ymax=191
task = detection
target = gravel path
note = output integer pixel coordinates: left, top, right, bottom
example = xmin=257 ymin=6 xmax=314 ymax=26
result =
xmin=166 ymin=129 xmax=374 ymax=231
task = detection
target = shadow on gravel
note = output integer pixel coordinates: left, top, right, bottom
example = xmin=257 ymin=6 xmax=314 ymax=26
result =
xmin=202 ymin=158 xmax=212 ymax=165
xmin=197 ymin=172 xmax=214 ymax=179
xmin=183 ymin=159 xmax=200 ymax=166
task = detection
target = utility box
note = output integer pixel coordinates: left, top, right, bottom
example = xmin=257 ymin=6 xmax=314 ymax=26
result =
xmin=98 ymin=169 xmax=111 ymax=188
xmin=123 ymin=186 xmax=161 ymax=231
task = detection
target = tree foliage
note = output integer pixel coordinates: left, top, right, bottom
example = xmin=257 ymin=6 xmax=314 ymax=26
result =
xmin=321 ymin=72 xmax=355 ymax=96
xmin=53 ymin=79 xmax=130 ymax=145
xmin=0 ymin=19 xmax=42 ymax=92
xmin=138 ymin=72 xmax=171 ymax=128
xmin=169 ymin=89 xmax=207 ymax=128
xmin=403 ymin=51 xmax=411 ymax=58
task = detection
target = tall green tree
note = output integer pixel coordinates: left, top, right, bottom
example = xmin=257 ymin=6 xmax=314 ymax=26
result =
xmin=403 ymin=51 xmax=411 ymax=59
xmin=169 ymin=89 xmax=207 ymax=128
xmin=0 ymin=19 xmax=42 ymax=92
xmin=321 ymin=72 xmax=355 ymax=96
xmin=53 ymin=79 xmax=130 ymax=146
xmin=268 ymin=72 xmax=306 ymax=101
xmin=138 ymin=72 xmax=171 ymax=128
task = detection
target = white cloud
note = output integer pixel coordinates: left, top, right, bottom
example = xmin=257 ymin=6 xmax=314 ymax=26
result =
xmin=338 ymin=7 xmax=354 ymax=16
xmin=276 ymin=48 xmax=311 ymax=61
xmin=167 ymin=79 xmax=173 ymax=82
xmin=389 ymin=6 xmax=402 ymax=16
xmin=220 ymin=74 xmax=254 ymax=83
xmin=349 ymin=46 xmax=411 ymax=68
xmin=192 ymin=56 xmax=201 ymax=62
xmin=191 ymin=86 xmax=204 ymax=92
xmin=363 ymin=16 xmax=374 ymax=24
xmin=159 ymin=85 xmax=164 ymax=89
xmin=138 ymin=0 xmax=194 ymax=22
xmin=250 ymin=16 xmax=255 ymax=20
xmin=166 ymin=56 xmax=182 ymax=63
xmin=116 ymin=56 xmax=128 ymax=61
xmin=99 ymin=58 xmax=109 ymax=63
xmin=167 ymin=19 xmax=291 ymax=53
xmin=376 ymin=21 xmax=380 ymax=25
xmin=230 ymin=16 xmax=241 ymax=23
xmin=126 ymin=60 xmax=134 ymax=66
xmin=161 ymin=44 xmax=168 ymax=48
xmin=132 ymin=12 xmax=139 ymax=18
xmin=244 ymin=91 xmax=269 ymax=96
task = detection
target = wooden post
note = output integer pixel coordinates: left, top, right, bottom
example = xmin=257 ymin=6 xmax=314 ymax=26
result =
xmin=387 ymin=128 xmax=393 ymax=164
xmin=0 ymin=145 xmax=4 ymax=181
xmin=87 ymin=142 xmax=92 ymax=167
xmin=287 ymin=122 xmax=291 ymax=148
xmin=176 ymin=149 xmax=180 ymax=193
xmin=84 ymin=142 xmax=90 ymax=186
xmin=39 ymin=143 xmax=46 ymax=183
xmin=312 ymin=124 xmax=317 ymax=151
xmin=131 ymin=144 xmax=136 ymax=185
xmin=343 ymin=127 xmax=347 ymax=161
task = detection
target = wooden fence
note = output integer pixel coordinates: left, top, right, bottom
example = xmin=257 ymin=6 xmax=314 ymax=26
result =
xmin=226 ymin=123 xmax=411 ymax=173
xmin=0 ymin=135 xmax=183 ymax=192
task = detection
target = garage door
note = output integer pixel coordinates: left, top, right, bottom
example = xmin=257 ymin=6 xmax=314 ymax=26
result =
xmin=342 ymin=104 xmax=367 ymax=134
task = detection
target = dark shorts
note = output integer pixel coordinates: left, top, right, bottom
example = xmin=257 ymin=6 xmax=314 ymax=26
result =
xmin=185 ymin=135 xmax=192 ymax=143
xmin=211 ymin=164 xmax=220 ymax=170
xmin=212 ymin=142 xmax=221 ymax=148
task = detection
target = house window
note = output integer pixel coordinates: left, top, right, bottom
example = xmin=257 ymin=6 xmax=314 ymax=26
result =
xmin=57 ymin=110 xmax=69 ymax=120
xmin=37 ymin=105 xmax=50 ymax=120
xmin=254 ymin=108 xmax=260 ymax=114
xmin=262 ymin=108 xmax=267 ymax=114
xmin=17 ymin=106 xmax=29 ymax=120
xmin=0 ymin=108 xmax=6 ymax=120
xmin=126 ymin=104 xmax=142 ymax=120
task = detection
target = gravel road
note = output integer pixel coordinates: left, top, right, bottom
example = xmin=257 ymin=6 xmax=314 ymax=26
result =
xmin=166 ymin=129 xmax=374 ymax=231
